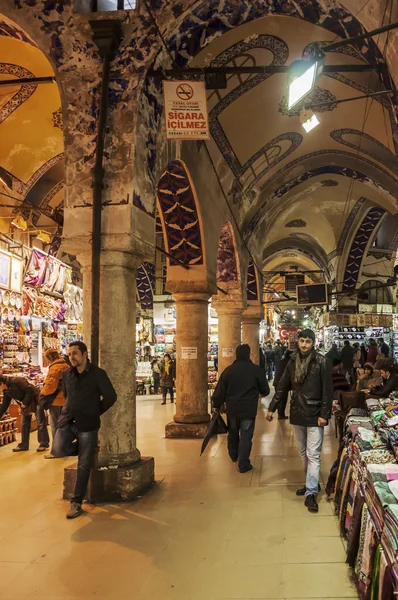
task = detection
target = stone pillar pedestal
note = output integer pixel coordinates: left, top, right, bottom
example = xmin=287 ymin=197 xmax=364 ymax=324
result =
xmin=64 ymin=249 xmax=154 ymax=502
xmin=215 ymin=305 xmax=243 ymax=374
xmin=242 ymin=317 xmax=261 ymax=365
xmin=165 ymin=291 xmax=210 ymax=438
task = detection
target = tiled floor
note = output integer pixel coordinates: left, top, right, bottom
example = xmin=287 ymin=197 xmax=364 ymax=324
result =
xmin=0 ymin=395 xmax=358 ymax=599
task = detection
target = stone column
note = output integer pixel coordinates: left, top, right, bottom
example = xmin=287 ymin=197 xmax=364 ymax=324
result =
xmin=64 ymin=249 xmax=154 ymax=503
xmin=215 ymin=305 xmax=243 ymax=375
xmin=76 ymin=251 xmax=92 ymax=353
xmin=242 ymin=317 xmax=260 ymax=365
xmin=97 ymin=250 xmax=141 ymax=467
xmin=165 ymin=291 xmax=211 ymax=438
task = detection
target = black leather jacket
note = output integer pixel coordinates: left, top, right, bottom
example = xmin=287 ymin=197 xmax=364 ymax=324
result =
xmin=269 ymin=351 xmax=333 ymax=427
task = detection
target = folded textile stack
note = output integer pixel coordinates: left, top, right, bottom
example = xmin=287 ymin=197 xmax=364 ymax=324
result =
xmin=382 ymin=505 xmax=398 ymax=569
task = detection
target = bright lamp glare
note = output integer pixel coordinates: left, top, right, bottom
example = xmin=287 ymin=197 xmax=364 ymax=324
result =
xmin=302 ymin=114 xmax=320 ymax=133
xmin=288 ymin=62 xmax=317 ymax=110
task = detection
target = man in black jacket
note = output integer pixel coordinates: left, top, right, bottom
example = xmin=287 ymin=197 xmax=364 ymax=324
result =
xmin=52 ymin=341 xmax=117 ymax=519
xmin=266 ymin=329 xmax=333 ymax=514
xmin=212 ymin=344 xmax=269 ymax=473
xmin=365 ymin=361 xmax=398 ymax=398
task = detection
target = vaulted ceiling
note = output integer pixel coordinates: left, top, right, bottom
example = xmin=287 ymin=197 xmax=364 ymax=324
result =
xmin=185 ymin=13 xmax=398 ymax=278
xmin=0 ymin=15 xmax=64 ymax=243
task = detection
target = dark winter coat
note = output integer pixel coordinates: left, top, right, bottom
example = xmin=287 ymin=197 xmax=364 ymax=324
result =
xmin=273 ymin=345 xmax=284 ymax=364
xmin=212 ymin=358 xmax=269 ymax=419
xmin=273 ymin=350 xmax=292 ymax=389
xmin=370 ymin=373 xmax=398 ymax=398
xmin=269 ymin=351 xmax=333 ymax=427
xmin=340 ymin=345 xmax=354 ymax=370
xmin=0 ymin=377 xmax=39 ymax=418
xmin=58 ymin=362 xmax=117 ymax=432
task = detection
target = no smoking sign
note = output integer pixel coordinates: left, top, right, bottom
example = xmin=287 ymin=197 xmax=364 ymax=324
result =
xmin=163 ymin=80 xmax=210 ymax=140
xmin=176 ymin=83 xmax=194 ymax=100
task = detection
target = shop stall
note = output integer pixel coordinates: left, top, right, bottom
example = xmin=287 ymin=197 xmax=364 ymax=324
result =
xmin=333 ymin=393 xmax=398 ymax=598
xmin=0 ymin=247 xmax=83 ymax=444
xmin=322 ymin=313 xmax=393 ymax=351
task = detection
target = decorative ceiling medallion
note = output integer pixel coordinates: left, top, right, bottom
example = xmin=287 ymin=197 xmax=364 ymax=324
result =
xmin=279 ymin=86 xmax=337 ymax=117
xmin=321 ymin=179 xmax=339 ymax=187
xmin=285 ymin=219 xmax=307 ymax=228
xmin=52 ymin=107 xmax=63 ymax=129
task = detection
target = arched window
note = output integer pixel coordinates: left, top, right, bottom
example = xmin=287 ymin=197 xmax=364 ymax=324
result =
xmin=358 ymin=280 xmax=392 ymax=304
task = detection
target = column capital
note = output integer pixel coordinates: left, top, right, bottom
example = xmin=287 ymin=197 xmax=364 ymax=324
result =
xmin=76 ymin=249 xmax=143 ymax=273
xmin=213 ymin=302 xmax=244 ymax=317
xmin=173 ymin=291 xmax=211 ymax=304
xmin=242 ymin=305 xmax=262 ymax=323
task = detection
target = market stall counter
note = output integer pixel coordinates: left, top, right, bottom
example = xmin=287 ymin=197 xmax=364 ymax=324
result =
xmin=333 ymin=393 xmax=398 ymax=598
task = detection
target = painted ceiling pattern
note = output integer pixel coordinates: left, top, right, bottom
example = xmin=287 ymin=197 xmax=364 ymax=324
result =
xmin=136 ymin=262 xmax=155 ymax=310
xmin=156 ymin=160 xmax=204 ymax=267
xmin=342 ymin=207 xmax=386 ymax=291
xmin=217 ymin=222 xmax=238 ymax=284
xmin=247 ymin=258 xmax=258 ymax=300
xmin=0 ymin=16 xmax=64 ymax=241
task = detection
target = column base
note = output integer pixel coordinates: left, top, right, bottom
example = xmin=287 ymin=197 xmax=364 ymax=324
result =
xmin=63 ymin=457 xmax=155 ymax=503
xmin=165 ymin=421 xmax=209 ymax=438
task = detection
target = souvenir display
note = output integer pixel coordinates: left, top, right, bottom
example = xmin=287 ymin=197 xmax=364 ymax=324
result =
xmin=332 ymin=393 xmax=398 ymax=598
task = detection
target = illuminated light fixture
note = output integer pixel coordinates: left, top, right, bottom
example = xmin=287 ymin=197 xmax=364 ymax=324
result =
xmin=301 ymin=111 xmax=320 ymax=133
xmin=36 ymin=230 xmax=51 ymax=244
xmin=287 ymin=59 xmax=323 ymax=110
xmin=11 ymin=215 xmax=28 ymax=231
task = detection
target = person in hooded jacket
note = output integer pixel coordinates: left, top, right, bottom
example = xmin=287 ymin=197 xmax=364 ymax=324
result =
xmin=266 ymin=329 xmax=333 ymax=514
xmin=212 ymin=344 xmax=269 ymax=473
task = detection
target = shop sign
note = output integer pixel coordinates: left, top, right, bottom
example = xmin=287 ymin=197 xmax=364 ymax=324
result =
xmin=222 ymin=348 xmax=233 ymax=358
xmin=163 ymin=81 xmax=210 ymax=140
xmin=181 ymin=347 xmax=198 ymax=359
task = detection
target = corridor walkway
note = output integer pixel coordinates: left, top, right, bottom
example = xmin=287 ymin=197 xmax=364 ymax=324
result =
xmin=0 ymin=397 xmax=358 ymax=600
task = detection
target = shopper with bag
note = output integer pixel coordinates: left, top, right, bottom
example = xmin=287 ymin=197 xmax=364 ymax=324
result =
xmin=212 ymin=344 xmax=269 ymax=473
xmin=40 ymin=349 xmax=69 ymax=458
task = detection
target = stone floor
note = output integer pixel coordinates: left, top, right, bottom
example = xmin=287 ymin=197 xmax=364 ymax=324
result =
xmin=0 ymin=395 xmax=358 ymax=600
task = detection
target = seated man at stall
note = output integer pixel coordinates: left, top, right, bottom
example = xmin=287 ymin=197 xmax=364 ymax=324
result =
xmin=364 ymin=361 xmax=398 ymax=398
xmin=356 ymin=363 xmax=382 ymax=392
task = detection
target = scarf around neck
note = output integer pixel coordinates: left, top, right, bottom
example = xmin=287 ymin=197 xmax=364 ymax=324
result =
xmin=294 ymin=349 xmax=316 ymax=384
xmin=164 ymin=359 xmax=172 ymax=375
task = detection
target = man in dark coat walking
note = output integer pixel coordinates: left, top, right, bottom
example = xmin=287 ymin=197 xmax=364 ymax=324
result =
xmin=212 ymin=344 xmax=269 ymax=473
xmin=266 ymin=329 xmax=333 ymax=513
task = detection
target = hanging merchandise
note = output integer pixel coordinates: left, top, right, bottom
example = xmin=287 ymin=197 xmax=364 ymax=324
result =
xmin=23 ymin=249 xmax=47 ymax=287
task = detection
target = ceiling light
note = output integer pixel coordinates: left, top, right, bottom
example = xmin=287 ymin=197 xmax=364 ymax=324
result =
xmin=288 ymin=60 xmax=320 ymax=110
xmin=11 ymin=215 xmax=28 ymax=231
xmin=36 ymin=230 xmax=51 ymax=244
xmin=302 ymin=113 xmax=320 ymax=133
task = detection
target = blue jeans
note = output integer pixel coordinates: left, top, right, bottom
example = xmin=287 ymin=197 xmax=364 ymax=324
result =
xmin=19 ymin=414 xmax=32 ymax=450
xmin=227 ymin=417 xmax=255 ymax=470
xmin=18 ymin=409 xmax=49 ymax=450
xmin=36 ymin=405 xmax=50 ymax=448
xmin=293 ymin=425 xmax=324 ymax=496
xmin=52 ymin=423 xmax=98 ymax=504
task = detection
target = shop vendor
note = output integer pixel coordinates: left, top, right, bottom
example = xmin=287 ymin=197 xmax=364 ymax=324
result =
xmin=363 ymin=361 xmax=398 ymax=398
